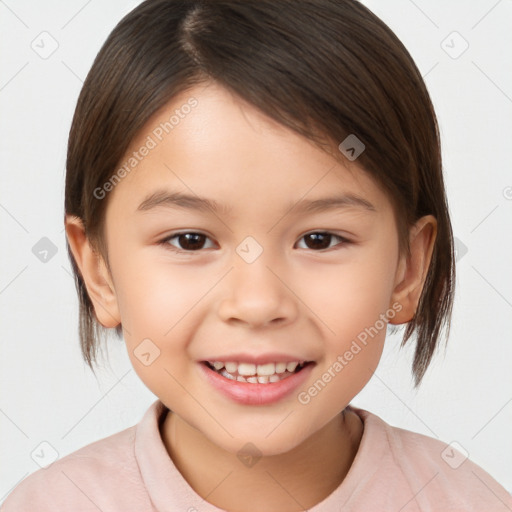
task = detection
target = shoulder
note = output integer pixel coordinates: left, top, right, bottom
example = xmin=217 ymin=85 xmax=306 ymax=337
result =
xmin=354 ymin=407 xmax=512 ymax=511
xmin=1 ymin=425 xmax=150 ymax=512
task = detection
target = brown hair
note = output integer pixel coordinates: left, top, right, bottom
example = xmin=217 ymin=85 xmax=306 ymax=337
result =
xmin=65 ymin=0 xmax=455 ymax=386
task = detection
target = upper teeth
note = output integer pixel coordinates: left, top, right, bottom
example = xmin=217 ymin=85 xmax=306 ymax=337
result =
xmin=210 ymin=361 xmax=301 ymax=376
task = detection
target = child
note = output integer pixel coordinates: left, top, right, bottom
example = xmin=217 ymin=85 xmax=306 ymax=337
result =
xmin=3 ymin=0 xmax=511 ymax=510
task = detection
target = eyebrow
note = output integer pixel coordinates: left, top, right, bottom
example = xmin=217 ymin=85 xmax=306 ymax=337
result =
xmin=137 ymin=189 xmax=377 ymax=215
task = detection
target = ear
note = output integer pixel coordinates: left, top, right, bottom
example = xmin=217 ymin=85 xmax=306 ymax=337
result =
xmin=389 ymin=215 xmax=437 ymax=324
xmin=65 ymin=215 xmax=121 ymax=328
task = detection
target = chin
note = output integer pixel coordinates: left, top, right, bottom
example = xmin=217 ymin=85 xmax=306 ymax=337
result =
xmin=202 ymin=420 xmax=313 ymax=458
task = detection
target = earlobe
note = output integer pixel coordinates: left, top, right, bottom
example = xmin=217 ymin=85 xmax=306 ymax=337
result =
xmin=389 ymin=215 xmax=437 ymax=325
xmin=65 ymin=215 xmax=121 ymax=328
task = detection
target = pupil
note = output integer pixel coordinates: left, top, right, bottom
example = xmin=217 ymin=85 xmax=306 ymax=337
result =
xmin=306 ymin=233 xmax=330 ymax=250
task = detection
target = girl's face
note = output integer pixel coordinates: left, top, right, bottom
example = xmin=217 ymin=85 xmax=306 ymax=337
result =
xmin=97 ymin=82 xmax=411 ymax=455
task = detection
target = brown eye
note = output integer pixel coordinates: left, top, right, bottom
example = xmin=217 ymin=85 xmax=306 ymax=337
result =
xmin=177 ymin=233 xmax=205 ymax=250
xmin=164 ymin=232 xmax=215 ymax=251
xmin=296 ymin=232 xmax=349 ymax=251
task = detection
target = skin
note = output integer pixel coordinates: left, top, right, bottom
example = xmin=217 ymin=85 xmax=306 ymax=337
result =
xmin=66 ymin=81 xmax=436 ymax=511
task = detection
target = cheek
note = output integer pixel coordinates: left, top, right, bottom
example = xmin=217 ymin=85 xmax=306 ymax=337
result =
xmin=302 ymin=245 xmax=398 ymax=340
xmin=111 ymin=254 xmax=208 ymax=397
xmin=294 ymin=241 xmax=397 ymax=400
xmin=295 ymin=269 xmax=389 ymax=418
xmin=113 ymin=252 xmax=210 ymax=338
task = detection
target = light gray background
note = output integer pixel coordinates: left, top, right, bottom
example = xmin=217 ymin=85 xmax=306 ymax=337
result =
xmin=1 ymin=0 xmax=511 ymax=501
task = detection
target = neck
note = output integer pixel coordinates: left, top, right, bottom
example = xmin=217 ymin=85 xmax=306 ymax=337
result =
xmin=161 ymin=408 xmax=363 ymax=512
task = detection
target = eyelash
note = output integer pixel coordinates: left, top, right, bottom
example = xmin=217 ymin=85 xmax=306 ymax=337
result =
xmin=158 ymin=231 xmax=352 ymax=254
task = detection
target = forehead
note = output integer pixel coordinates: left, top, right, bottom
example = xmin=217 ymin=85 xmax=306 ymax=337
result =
xmin=106 ymin=81 xmax=389 ymax=216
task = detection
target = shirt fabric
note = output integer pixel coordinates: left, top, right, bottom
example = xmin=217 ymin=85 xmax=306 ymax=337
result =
xmin=2 ymin=399 xmax=511 ymax=511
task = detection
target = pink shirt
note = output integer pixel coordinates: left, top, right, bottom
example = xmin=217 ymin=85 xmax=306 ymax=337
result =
xmin=2 ymin=399 xmax=511 ymax=511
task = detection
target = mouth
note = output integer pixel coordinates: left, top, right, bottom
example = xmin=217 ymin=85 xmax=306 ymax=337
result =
xmin=202 ymin=360 xmax=313 ymax=384
xmin=199 ymin=359 xmax=315 ymax=405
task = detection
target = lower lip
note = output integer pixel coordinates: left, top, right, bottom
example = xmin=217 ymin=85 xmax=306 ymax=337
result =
xmin=198 ymin=362 xmax=315 ymax=405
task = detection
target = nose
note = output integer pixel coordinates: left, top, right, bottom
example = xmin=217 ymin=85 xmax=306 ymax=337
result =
xmin=217 ymin=256 xmax=299 ymax=329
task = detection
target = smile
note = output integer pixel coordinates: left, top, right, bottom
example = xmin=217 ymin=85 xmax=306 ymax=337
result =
xmin=199 ymin=360 xmax=315 ymax=405
xmin=205 ymin=360 xmax=309 ymax=384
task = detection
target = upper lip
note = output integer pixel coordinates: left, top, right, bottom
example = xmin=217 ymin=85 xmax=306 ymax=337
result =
xmin=201 ymin=352 xmax=314 ymax=365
